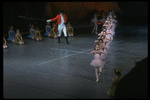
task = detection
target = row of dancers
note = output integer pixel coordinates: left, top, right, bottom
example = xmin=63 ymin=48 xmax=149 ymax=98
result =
xmin=90 ymin=11 xmax=121 ymax=97
xmin=3 ymin=21 xmax=75 ymax=48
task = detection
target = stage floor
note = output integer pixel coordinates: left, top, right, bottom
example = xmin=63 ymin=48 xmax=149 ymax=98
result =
xmin=3 ymin=26 xmax=148 ymax=99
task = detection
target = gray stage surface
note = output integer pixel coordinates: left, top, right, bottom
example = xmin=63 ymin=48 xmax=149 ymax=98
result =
xmin=3 ymin=26 xmax=148 ymax=99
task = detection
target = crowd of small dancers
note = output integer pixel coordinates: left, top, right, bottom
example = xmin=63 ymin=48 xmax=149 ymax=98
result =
xmin=90 ymin=11 xmax=121 ymax=97
xmin=3 ymin=21 xmax=74 ymax=48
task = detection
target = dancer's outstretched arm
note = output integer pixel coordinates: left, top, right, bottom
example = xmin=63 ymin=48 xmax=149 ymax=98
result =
xmin=99 ymin=50 xmax=105 ymax=54
xmin=90 ymin=50 xmax=95 ymax=54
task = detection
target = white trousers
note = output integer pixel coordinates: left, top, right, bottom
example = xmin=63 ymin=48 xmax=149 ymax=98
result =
xmin=58 ymin=25 xmax=67 ymax=37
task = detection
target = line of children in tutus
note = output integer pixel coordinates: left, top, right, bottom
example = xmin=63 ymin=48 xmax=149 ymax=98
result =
xmin=90 ymin=11 xmax=118 ymax=82
xmin=90 ymin=11 xmax=121 ymax=97
xmin=3 ymin=21 xmax=75 ymax=48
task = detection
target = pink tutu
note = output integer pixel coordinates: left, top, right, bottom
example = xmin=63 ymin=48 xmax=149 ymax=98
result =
xmin=104 ymin=49 xmax=108 ymax=55
xmin=106 ymin=43 xmax=110 ymax=49
xmin=101 ymin=59 xmax=106 ymax=67
xmin=90 ymin=54 xmax=103 ymax=67
xmin=101 ymin=53 xmax=107 ymax=60
xmin=106 ymin=34 xmax=111 ymax=40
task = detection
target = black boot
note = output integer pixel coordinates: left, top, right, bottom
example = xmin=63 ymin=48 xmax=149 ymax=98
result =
xmin=64 ymin=37 xmax=70 ymax=44
xmin=58 ymin=37 xmax=61 ymax=43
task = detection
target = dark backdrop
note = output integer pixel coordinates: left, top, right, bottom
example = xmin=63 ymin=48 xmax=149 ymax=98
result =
xmin=117 ymin=2 xmax=148 ymax=26
xmin=3 ymin=2 xmax=46 ymax=36
xmin=3 ymin=2 xmax=148 ymax=36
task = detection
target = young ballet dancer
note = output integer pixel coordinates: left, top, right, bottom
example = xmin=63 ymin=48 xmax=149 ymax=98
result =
xmin=14 ymin=29 xmax=24 ymax=45
xmin=3 ymin=37 xmax=7 ymax=48
xmin=107 ymin=68 xmax=121 ymax=97
xmin=90 ymin=44 xmax=105 ymax=82
xmin=67 ymin=22 xmax=74 ymax=37
xmin=105 ymin=29 xmax=113 ymax=43
xmin=109 ymin=16 xmax=117 ymax=37
xmin=34 ymin=26 xmax=43 ymax=41
xmin=7 ymin=25 xmax=16 ymax=42
xmin=44 ymin=22 xmax=51 ymax=37
xmin=98 ymin=28 xmax=107 ymax=37
xmin=103 ymin=35 xmax=111 ymax=55
xmin=98 ymin=39 xmax=108 ymax=69
xmin=47 ymin=9 xmax=70 ymax=44
xmin=28 ymin=24 xmax=35 ymax=39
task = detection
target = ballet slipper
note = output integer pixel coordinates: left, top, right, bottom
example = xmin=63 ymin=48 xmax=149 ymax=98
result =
xmin=12 ymin=39 xmax=15 ymax=42
xmin=4 ymin=45 xmax=7 ymax=48
xmin=100 ymin=72 xmax=103 ymax=77
xmin=3 ymin=46 xmax=7 ymax=48
xmin=19 ymin=42 xmax=22 ymax=45
xmin=107 ymin=91 xmax=110 ymax=96
xmin=36 ymin=38 xmax=39 ymax=41
xmin=96 ymin=79 xmax=99 ymax=83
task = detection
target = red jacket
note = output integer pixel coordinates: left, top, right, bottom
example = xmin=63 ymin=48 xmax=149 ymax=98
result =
xmin=51 ymin=14 xmax=67 ymax=25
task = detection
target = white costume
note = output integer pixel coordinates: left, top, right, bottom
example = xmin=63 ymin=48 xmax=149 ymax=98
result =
xmin=58 ymin=14 xmax=67 ymax=37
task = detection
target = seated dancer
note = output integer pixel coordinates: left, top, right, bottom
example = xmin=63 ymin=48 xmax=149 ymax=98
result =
xmin=107 ymin=68 xmax=121 ymax=97
xmin=51 ymin=23 xmax=58 ymax=38
xmin=47 ymin=9 xmax=70 ymax=44
xmin=44 ymin=22 xmax=51 ymax=37
xmin=28 ymin=24 xmax=35 ymax=39
xmin=67 ymin=21 xmax=74 ymax=37
xmin=34 ymin=26 xmax=43 ymax=41
xmin=7 ymin=25 xmax=16 ymax=42
xmin=14 ymin=29 xmax=24 ymax=45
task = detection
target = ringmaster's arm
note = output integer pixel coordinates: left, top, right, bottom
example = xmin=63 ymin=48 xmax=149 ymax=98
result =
xmin=47 ymin=15 xmax=58 ymax=22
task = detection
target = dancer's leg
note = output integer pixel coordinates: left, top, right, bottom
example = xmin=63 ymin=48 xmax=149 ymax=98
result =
xmin=95 ymin=67 xmax=99 ymax=82
xmin=99 ymin=67 xmax=103 ymax=77
xmin=102 ymin=59 xmax=106 ymax=69
xmin=95 ymin=25 xmax=98 ymax=34
xmin=92 ymin=26 xmax=95 ymax=33
xmin=12 ymin=39 xmax=15 ymax=42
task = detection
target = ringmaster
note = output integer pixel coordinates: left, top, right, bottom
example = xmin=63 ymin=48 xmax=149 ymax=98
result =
xmin=47 ymin=10 xmax=70 ymax=44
